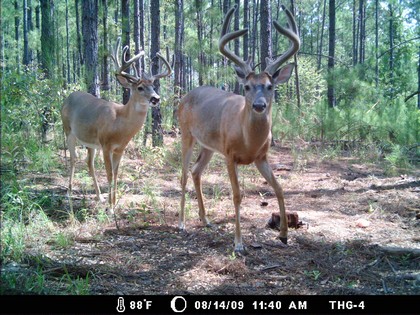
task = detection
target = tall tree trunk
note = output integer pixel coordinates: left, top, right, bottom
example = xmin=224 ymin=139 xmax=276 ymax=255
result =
xmin=35 ymin=4 xmax=40 ymax=64
xmin=252 ymin=0 xmax=259 ymax=69
xmin=173 ymin=0 xmax=184 ymax=128
xmin=133 ymin=0 xmax=142 ymax=76
xmin=40 ymin=0 xmax=55 ymax=78
xmin=121 ymin=0 xmax=130 ymax=104
xmin=290 ymin=0 xmax=301 ymax=110
xmin=101 ymin=0 xmax=110 ymax=91
xmin=260 ymin=0 xmax=272 ymax=71
xmin=15 ymin=1 xmax=20 ymax=69
xmin=65 ymin=0 xmax=71 ymax=83
xmin=195 ymin=0 xmax=205 ymax=86
xmin=317 ymin=0 xmax=326 ymax=70
xmin=375 ymin=0 xmax=379 ymax=87
xmin=75 ymin=0 xmax=83 ymax=66
xmin=150 ymin=0 xmax=163 ymax=146
xmin=327 ymin=0 xmax=336 ymax=108
xmin=233 ymin=0 xmax=240 ymax=94
xmin=82 ymin=0 xmax=99 ymax=97
xmin=417 ymin=46 xmax=420 ymax=109
xmin=23 ymin=0 xmax=30 ymax=66
xmin=352 ymin=0 xmax=357 ymax=65
xmin=243 ymin=0 xmax=249 ymax=62
xmin=389 ymin=3 xmax=394 ymax=95
xmin=358 ymin=0 xmax=365 ymax=64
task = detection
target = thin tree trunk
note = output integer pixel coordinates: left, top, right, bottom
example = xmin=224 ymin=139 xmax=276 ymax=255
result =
xmin=75 ymin=0 xmax=83 ymax=65
xmin=234 ymin=0 xmax=240 ymax=94
xmin=243 ymin=0 xmax=249 ymax=62
xmin=195 ymin=0 xmax=205 ymax=86
xmin=375 ymin=0 xmax=379 ymax=87
xmin=150 ymin=0 xmax=163 ymax=146
xmin=290 ymin=0 xmax=301 ymax=110
xmin=318 ymin=0 xmax=327 ymax=70
xmin=173 ymin=0 xmax=184 ymax=128
xmin=121 ymin=0 xmax=130 ymax=104
xmin=23 ymin=0 xmax=30 ymax=66
xmin=133 ymin=0 xmax=141 ymax=76
xmin=65 ymin=0 xmax=71 ymax=83
xmin=389 ymin=3 xmax=394 ymax=94
xmin=327 ymin=0 xmax=336 ymax=108
xmin=15 ymin=1 xmax=20 ymax=69
xmin=352 ymin=0 xmax=357 ymax=65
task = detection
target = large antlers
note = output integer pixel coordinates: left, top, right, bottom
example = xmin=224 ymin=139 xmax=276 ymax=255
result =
xmin=219 ymin=5 xmax=252 ymax=77
xmin=110 ymin=38 xmax=172 ymax=82
xmin=111 ymin=37 xmax=145 ymax=81
xmin=151 ymin=53 xmax=172 ymax=81
xmin=264 ymin=5 xmax=300 ymax=75
xmin=219 ymin=5 xmax=300 ymax=77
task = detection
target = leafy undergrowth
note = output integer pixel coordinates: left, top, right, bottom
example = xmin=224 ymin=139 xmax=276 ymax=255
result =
xmin=1 ymin=137 xmax=419 ymax=295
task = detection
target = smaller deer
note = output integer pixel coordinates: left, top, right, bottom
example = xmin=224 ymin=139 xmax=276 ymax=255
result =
xmin=178 ymin=5 xmax=300 ymax=253
xmin=61 ymin=38 xmax=171 ymax=211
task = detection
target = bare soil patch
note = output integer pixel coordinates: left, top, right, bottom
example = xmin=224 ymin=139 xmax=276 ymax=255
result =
xmin=3 ymin=137 xmax=419 ymax=295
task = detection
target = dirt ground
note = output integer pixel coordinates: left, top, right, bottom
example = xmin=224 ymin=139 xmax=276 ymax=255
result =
xmin=3 ymin=136 xmax=419 ymax=295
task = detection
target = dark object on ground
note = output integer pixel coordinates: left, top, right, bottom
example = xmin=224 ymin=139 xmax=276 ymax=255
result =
xmin=267 ymin=212 xmax=306 ymax=229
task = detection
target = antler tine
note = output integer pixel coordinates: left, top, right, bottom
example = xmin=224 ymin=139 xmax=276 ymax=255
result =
xmin=151 ymin=52 xmax=172 ymax=81
xmin=264 ymin=5 xmax=300 ymax=75
xmin=111 ymin=37 xmax=122 ymax=70
xmin=219 ymin=5 xmax=252 ymax=76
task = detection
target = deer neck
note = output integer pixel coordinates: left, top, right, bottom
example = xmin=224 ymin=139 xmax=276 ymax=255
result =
xmin=119 ymin=97 xmax=149 ymax=133
xmin=242 ymin=100 xmax=272 ymax=150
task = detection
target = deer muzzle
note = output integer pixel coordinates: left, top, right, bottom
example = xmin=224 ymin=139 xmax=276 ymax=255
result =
xmin=150 ymin=95 xmax=160 ymax=106
xmin=252 ymin=99 xmax=267 ymax=113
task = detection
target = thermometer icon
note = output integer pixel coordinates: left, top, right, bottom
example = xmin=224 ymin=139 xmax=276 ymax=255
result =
xmin=116 ymin=297 xmax=126 ymax=313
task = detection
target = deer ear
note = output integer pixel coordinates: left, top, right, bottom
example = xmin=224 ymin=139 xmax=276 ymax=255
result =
xmin=272 ymin=63 xmax=295 ymax=85
xmin=115 ymin=74 xmax=132 ymax=88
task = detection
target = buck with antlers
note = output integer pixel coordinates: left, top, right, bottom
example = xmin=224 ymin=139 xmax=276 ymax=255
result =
xmin=178 ymin=5 xmax=300 ymax=252
xmin=61 ymin=38 xmax=171 ymax=211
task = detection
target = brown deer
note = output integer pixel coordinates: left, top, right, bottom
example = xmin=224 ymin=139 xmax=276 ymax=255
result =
xmin=61 ymin=38 xmax=171 ymax=212
xmin=178 ymin=5 xmax=300 ymax=252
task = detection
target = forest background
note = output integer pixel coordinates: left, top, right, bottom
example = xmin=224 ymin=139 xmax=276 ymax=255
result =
xmin=0 ymin=0 xmax=419 ymax=295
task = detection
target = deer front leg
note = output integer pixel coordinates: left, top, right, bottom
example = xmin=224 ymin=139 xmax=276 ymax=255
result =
xmin=255 ymin=157 xmax=288 ymax=244
xmin=111 ymin=151 xmax=123 ymax=209
xmin=191 ymin=148 xmax=214 ymax=226
xmin=102 ymin=149 xmax=115 ymax=214
xmin=87 ymin=148 xmax=105 ymax=203
xmin=226 ymin=159 xmax=245 ymax=253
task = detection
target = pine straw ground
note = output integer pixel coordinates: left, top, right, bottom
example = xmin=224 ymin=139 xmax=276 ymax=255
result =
xmin=2 ymin=136 xmax=419 ymax=295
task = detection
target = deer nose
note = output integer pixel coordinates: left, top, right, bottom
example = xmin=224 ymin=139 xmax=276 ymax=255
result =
xmin=252 ymin=102 xmax=267 ymax=113
xmin=150 ymin=95 xmax=160 ymax=105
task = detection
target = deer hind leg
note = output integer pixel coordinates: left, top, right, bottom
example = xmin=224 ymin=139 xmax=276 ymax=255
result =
xmin=255 ymin=157 xmax=288 ymax=244
xmin=191 ymin=148 xmax=214 ymax=226
xmin=87 ymin=148 xmax=105 ymax=203
xmin=179 ymin=133 xmax=196 ymax=230
xmin=226 ymin=159 xmax=245 ymax=253
xmin=66 ymin=134 xmax=77 ymax=211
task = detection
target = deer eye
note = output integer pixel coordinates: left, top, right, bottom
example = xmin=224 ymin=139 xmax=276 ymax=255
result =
xmin=267 ymin=84 xmax=273 ymax=91
xmin=137 ymin=86 xmax=144 ymax=91
xmin=244 ymin=85 xmax=251 ymax=91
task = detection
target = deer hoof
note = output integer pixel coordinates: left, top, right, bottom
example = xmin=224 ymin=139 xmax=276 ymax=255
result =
xmin=279 ymin=237 xmax=288 ymax=245
xmin=234 ymin=244 xmax=248 ymax=255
